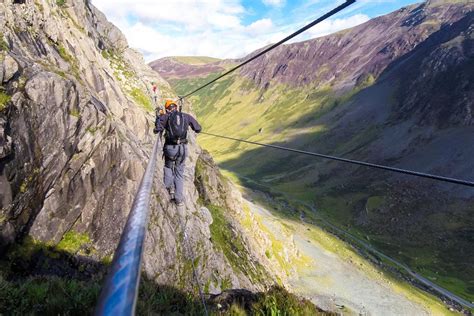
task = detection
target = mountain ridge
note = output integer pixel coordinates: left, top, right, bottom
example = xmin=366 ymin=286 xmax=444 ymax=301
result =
xmin=152 ymin=1 xmax=472 ymax=92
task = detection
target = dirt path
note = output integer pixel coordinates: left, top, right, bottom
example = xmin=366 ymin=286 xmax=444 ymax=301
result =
xmin=247 ymin=200 xmax=432 ymax=315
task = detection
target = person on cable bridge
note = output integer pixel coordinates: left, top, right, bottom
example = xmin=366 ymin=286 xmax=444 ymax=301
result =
xmin=153 ymin=100 xmax=202 ymax=206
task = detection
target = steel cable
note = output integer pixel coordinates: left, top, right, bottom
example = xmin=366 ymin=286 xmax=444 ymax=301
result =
xmin=200 ymin=132 xmax=474 ymax=188
xmin=95 ymin=137 xmax=161 ymax=316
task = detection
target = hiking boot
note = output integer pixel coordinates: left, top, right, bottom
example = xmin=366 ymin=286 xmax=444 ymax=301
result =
xmin=175 ymin=200 xmax=184 ymax=207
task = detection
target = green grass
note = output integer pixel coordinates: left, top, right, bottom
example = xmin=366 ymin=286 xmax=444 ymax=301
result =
xmin=55 ymin=43 xmax=82 ymax=80
xmin=0 ymin=214 xmax=7 ymax=225
xmin=0 ymin=274 xmax=328 ymax=315
xmin=86 ymin=126 xmax=99 ymax=135
xmin=56 ymin=231 xmax=92 ymax=254
xmin=7 ymin=236 xmax=57 ymax=262
xmin=172 ymin=56 xmax=221 ymax=65
xmin=0 ymin=277 xmax=326 ymax=316
xmin=244 ymin=286 xmax=329 ymax=316
xmin=130 ymin=88 xmax=153 ymax=112
xmin=70 ymin=108 xmax=80 ymax=117
xmin=366 ymin=196 xmax=384 ymax=210
xmin=0 ymin=91 xmax=11 ymax=111
xmin=0 ymin=225 xmax=325 ymax=315
xmin=0 ymin=35 xmax=8 ymax=51
xmin=56 ymin=0 xmax=66 ymax=7
xmin=246 ymin=208 xmax=298 ymax=275
xmin=100 ymin=49 xmax=153 ymax=112
xmin=102 ymin=49 xmax=135 ymax=80
xmin=0 ymin=275 xmax=101 ymax=315
xmin=137 ymin=279 xmax=207 ymax=315
xmin=18 ymin=172 xmax=37 ymax=194
xmin=57 ymin=44 xmax=73 ymax=64
xmin=34 ymin=0 xmax=44 ymax=13
xmin=0 ymin=274 xmax=205 ymax=316
xmin=19 ymin=180 xmax=28 ymax=193
xmin=63 ymin=10 xmax=86 ymax=33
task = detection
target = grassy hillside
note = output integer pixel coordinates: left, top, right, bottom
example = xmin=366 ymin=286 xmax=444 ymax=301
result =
xmin=172 ymin=68 xmax=474 ymax=305
xmin=172 ymin=56 xmax=221 ymax=65
xmin=164 ymin=1 xmax=474 ymax=307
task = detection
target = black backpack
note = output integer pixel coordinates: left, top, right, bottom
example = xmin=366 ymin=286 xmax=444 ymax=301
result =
xmin=166 ymin=111 xmax=188 ymax=144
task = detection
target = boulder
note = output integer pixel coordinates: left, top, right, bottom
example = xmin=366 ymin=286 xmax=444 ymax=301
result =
xmin=2 ymin=54 xmax=18 ymax=83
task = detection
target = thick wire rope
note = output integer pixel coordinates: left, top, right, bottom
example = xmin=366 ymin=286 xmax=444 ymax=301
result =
xmin=200 ymin=132 xmax=474 ymax=188
xmin=179 ymin=0 xmax=356 ymax=99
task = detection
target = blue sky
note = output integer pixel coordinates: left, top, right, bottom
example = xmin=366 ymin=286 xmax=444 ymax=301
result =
xmin=241 ymin=0 xmax=422 ymax=24
xmin=92 ymin=0 xmax=423 ymax=62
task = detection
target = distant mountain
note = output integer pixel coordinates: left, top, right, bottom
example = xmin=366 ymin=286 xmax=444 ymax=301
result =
xmin=172 ymin=56 xmax=221 ymax=65
xmin=152 ymin=0 xmax=474 ymax=304
xmin=150 ymin=56 xmax=226 ymax=80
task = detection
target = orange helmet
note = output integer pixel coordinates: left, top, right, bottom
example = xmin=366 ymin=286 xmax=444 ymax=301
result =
xmin=164 ymin=100 xmax=177 ymax=110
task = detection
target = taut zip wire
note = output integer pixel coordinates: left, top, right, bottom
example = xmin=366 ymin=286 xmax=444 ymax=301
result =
xmin=200 ymin=132 xmax=474 ymax=188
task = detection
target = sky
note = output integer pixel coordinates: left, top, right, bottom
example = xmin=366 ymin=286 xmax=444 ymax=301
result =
xmin=91 ymin=0 xmax=423 ymax=62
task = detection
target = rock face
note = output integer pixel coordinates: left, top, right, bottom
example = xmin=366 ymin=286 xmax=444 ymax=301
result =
xmin=0 ymin=0 xmax=285 ymax=294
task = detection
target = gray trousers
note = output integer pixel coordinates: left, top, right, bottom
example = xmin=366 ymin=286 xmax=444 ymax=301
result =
xmin=163 ymin=144 xmax=187 ymax=203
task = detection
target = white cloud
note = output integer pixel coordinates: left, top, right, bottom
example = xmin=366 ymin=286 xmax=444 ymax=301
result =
xmin=262 ymin=0 xmax=285 ymax=7
xmin=92 ymin=0 xmax=245 ymax=31
xmin=92 ymin=0 xmax=371 ymax=62
xmin=306 ymin=14 xmax=370 ymax=38
xmin=246 ymin=18 xmax=274 ymax=35
xmin=120 ymin=20 xmax=280 ymax=61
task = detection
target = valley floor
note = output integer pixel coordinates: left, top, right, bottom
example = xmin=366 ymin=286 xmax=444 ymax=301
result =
xmin=239 ymin=190 xmax=456 ymax=315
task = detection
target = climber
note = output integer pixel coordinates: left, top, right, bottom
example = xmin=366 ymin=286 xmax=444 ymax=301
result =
xmin=151 ymin=82 xmax=158 ymax=105
xmin=153 ymin=100 xmax=201 ymax=206
xmin=155 ymin=105 xmax=165 ymax=117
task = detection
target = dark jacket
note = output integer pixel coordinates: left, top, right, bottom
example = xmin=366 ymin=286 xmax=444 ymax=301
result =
xmin=155 ymin=111 xmax=202 ymax=144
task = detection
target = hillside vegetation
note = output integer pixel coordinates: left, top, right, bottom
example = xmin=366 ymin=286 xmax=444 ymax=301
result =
xmin=160 ymin=0 xmax=474 ymax=305
xmin=173 ymin=56 xmax=221 ymax=65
